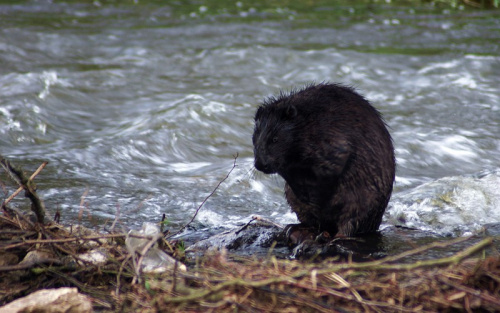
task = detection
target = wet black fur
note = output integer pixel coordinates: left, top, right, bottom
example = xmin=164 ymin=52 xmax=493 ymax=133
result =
xmin=252 ymin=83 xmax=396 ymax=236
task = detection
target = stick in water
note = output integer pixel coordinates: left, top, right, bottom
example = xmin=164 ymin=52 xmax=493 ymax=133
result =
xmin=167 ymin=153 xmax=238 ymax=239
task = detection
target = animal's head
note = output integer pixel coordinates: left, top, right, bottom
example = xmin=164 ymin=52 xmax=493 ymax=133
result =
xmin=252 ymin=98 xmax=298 ymax=174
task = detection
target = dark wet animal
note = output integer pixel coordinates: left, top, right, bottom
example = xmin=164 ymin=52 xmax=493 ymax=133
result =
xmin=252 ymin=83 xmax=395 ymax=237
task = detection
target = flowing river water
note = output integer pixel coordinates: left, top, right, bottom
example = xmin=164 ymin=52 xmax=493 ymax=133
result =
xmin=1 ymin=1 xmax=500 ymax=245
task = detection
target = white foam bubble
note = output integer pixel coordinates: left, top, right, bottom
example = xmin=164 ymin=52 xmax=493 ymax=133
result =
xmin=452 ymin=74 xmax=477 ymax=89
xmin=417 ymin=59 xmax=461 ymax=75
xmin=248 ymin=178 xmax=266 ymax=193
xmin=38 ymin=71 xmax=58 ymax=99
xmin=196 ymin=210 xmax=224 ymax=226
xmin=169 ymin=162 xmax=211 ymax=173
xmin=202 ymin=100 xmax=227 ymax=116
xmin=427 ymin=135 xmax=478 ymax=161
xmin=386 ymin=170 xmax=500 ymax=236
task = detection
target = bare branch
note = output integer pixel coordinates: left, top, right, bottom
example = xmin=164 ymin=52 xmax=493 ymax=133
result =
xmin=167 ymin=153 xmax=238 ymax=239
xmin=0 ymin=156 xmax=47 ymax=223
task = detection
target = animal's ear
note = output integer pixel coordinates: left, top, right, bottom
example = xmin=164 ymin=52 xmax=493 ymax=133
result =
xmin=283 ymin=105 xmax=297 ymax=119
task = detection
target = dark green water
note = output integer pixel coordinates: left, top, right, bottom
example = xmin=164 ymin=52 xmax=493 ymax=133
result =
xmin=1 ymin=1 xmax=499 ymax=238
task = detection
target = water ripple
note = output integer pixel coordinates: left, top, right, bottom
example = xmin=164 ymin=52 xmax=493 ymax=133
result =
xmin=1 ymin=2 xmax=499 ymax=234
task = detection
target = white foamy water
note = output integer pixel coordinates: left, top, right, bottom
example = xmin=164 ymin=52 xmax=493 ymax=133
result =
xmin=385 ymin=170 xmax=500 ymax=236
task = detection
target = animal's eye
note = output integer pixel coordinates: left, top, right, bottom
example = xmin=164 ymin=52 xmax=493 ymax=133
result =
xmin=272 ymin=136 xmax=278 ymax=143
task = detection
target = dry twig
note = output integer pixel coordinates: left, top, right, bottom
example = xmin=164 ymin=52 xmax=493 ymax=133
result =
xmin=1 ymin=156 xmax=48 ymax=223
xmin=167 ymin=153 xmax=238 ymax=239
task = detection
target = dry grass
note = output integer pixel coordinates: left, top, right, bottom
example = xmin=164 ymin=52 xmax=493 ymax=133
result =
xmin=144 ymin=238 xmax=500 ymax=313
xmin=1 ymin=213 xmax=499 ymax=312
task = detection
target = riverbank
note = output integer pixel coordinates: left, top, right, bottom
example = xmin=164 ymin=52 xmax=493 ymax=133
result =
xmin=1 ymin=214 xmax=498 ymax=312
xmin=1 ymin=158 xmax=499 ymax=312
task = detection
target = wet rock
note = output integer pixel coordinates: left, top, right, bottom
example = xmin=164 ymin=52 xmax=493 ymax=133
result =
xmin=75 ymin=248 xmax=109 ymax=266
xmin=481 ymin=223 xmax=500 ymax=236
xmin=184 ymin=219 xmax=386 ymax=260
xmin=186 ymin=222 xmax=287 ymax=257
xmin=20 ymin=250 xmax=62 ymax=267
xmin=183 ymin=220 xmax=499 ymax=262
xmin=291 ymin=233 xmax=388 ymax=261
xmin=0 ymin=287 xmax=92 ymax=313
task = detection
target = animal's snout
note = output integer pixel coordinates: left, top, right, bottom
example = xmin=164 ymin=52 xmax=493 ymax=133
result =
xmin=254 ymin=149 xmax=274 ymax=174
